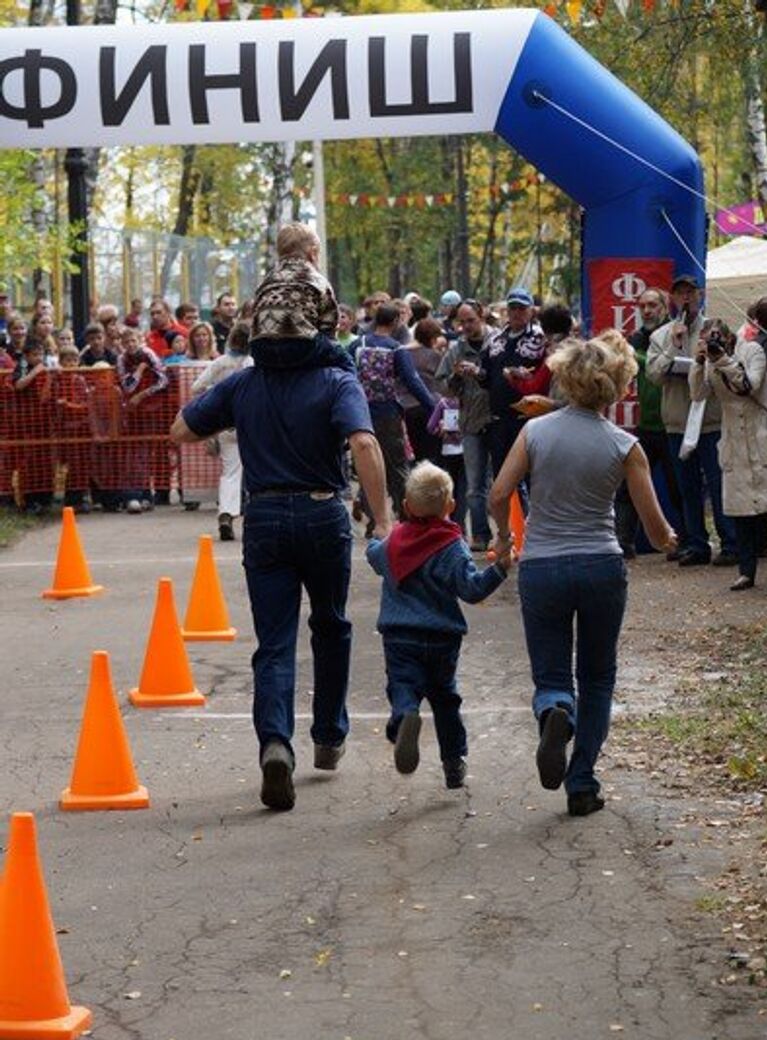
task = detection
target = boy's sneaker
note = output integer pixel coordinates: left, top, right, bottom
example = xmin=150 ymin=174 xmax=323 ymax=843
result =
xmin=141 ymin=499 xmax=154 ymax=511
xmin=218 ymin=513 xmax=235 ymax=541
xmin=443 ymin=757 xmax=467 ymax=789
xmin=260 ymin=741 xmax=295 ymax=811
xmin=536 ymin=706 xmax=572 ymax=790
xmin=126 ymin=499 xmax=142 ymax=514
xmin=567 ymin=791 xmax=605 ymax=817
xmin=394 ymin=712 xmax=421 ymax=774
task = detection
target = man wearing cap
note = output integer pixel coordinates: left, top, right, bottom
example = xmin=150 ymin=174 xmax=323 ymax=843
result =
xmin=646 ymin=274 xmax=737 ymax=566
xmin=478 ymin=286 xmax=546 ymax=476
xmin=438 ymin=290 xmax=462 ymax=341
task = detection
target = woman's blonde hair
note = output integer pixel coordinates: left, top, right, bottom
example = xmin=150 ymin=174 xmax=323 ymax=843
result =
xmin=547 ymin=332 xmax=637 ymax=410
xmin=187 ymin=321 xmax=217 ymax=360
xmin=405 ymin=461 xmax=454 ymax=518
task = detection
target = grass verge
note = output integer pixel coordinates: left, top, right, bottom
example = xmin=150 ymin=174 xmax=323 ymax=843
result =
xmin=0 ymin=507 xmax=45 ymax=549
xmin=614 ymin=621 xmax=767 ymax=991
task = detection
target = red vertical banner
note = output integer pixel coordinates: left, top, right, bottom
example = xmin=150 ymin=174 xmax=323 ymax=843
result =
xmin=588 ymin=258 xmax=674 ymax=336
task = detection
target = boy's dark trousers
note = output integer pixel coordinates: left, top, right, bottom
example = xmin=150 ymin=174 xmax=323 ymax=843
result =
xmin=383 ymin=632 xmax=467 ymax=762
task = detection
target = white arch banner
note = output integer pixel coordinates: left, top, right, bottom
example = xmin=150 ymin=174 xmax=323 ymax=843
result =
xmin=0 ymin=9 xmax=536 ymax=149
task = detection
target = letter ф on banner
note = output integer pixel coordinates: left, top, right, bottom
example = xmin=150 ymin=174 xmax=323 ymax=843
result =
xmin=588 ymin=258 xmax=674 ymax=336
xmin=0 ymin=49 xmax=76 ymax=128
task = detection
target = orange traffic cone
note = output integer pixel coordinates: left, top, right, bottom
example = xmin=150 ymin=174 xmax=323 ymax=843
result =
xmin=61 ymin=651 xmax=149 ymax=811
xmin=509 ymin=489 xmax=526 ymax=556
xmin=42 ymin=507 xmax=104 ymax=600
xmin=182 ymin=535 xmax=237 ymax=642
xmin=0 ymin=812 xmax=92 ymax=1039
xmin=129 ymin=577 xmax=205 ymax=708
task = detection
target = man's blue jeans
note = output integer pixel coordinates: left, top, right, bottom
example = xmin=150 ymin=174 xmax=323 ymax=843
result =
xmin=243 ymin=493 xmax=352 ymax=760
xmin=462 ymin=429 xmax=492 ymax=544
xmin=383 ymin=633 xmax=467 ymax=762
xmin=667 ymin=430 xmax=736 ymax=557
xmin=518 ymin=554 xmax=627 ymax=795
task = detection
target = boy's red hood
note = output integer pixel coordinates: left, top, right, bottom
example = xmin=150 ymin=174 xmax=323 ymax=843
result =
xmin=386 ymin=517 xmax=462 ymax=585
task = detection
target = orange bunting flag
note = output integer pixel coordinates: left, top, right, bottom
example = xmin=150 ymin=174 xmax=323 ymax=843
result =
xmin=565 ymin=0 xmax=582 ymax=21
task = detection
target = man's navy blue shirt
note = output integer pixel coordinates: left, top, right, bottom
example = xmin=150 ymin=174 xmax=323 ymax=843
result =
xmin=182 ymin=366 xmax=373 ymax=492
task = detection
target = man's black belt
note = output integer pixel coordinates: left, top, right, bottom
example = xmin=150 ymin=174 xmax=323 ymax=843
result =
xmin=247 ymin=488 xmax=336 ymax=500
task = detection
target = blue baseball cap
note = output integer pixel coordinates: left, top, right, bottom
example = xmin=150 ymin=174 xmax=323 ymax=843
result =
xmin=439 ymin=290 xmax=462 ymax=307
xmin=506 ymin=286 xmax=534 ymax=307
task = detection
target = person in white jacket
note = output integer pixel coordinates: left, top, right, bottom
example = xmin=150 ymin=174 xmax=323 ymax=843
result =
xmin=689 ymin=315 xmax=767 ymax=590
xmin=191 ymin=321 xmax=253 ymax=541
xmin=646 ymin=274 xmax=737 ymax=567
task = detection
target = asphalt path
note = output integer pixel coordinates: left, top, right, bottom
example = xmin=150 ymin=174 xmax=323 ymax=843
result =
xmin=0 ymin=507 xmax=758 ymax=1039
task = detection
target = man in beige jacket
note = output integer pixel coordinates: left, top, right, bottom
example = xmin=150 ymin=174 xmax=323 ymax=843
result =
xmin=645 ymin=274 xmax=737 ymax=566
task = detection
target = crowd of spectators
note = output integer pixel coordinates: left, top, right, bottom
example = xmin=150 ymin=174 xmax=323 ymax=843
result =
xmin=2 ymin=270 xmax=766 ymax=592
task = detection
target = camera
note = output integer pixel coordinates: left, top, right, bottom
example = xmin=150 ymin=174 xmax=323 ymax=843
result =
xmin=705 ymin=331 xmax=727 ymax=360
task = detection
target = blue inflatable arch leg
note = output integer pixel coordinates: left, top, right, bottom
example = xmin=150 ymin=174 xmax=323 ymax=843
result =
xmin=494 ymin=13 xmax=705 ymax=330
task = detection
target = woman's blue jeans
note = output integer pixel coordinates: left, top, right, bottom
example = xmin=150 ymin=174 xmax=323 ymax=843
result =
xmin=518 ymin=553 xmax=627 ymax=795
xmin=243 ymin=493 xmax=352 ymax=759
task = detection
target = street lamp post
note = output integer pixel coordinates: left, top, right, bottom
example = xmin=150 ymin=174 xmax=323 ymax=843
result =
xmin=65 ymin=0 xmax=90 ymax=337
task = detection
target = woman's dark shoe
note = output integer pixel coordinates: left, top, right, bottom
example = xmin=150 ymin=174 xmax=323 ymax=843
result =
xmin=678 ymin=551 xmax=711 ymax=567
xmin=730 ymin=575 xmax=755 ymax=591
xmin=536 ymin=707 xmax=572 ymax=790
xmin=567 ymin=791 xmax=605 ymax=817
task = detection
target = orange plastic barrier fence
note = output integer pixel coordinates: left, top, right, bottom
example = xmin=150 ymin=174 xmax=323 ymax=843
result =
xmin=0 ymin=365 xmax=220 ymax=506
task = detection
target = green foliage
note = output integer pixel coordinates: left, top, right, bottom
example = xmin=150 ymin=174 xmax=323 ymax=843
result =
xmin=3 ymin=0 xmax=767 ymax=303
xmin=639 ymin=621 xmax=767 ymax=792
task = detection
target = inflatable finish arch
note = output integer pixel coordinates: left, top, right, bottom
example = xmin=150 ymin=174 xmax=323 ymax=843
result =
xmin=0 ymin=8 xmax=704 ymax=328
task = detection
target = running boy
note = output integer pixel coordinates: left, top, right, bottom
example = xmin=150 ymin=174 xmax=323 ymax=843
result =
xmin=366 ymin=461 xmax=511 ymax=788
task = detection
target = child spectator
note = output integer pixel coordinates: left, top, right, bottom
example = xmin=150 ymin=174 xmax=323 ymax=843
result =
xmin=79 ymin=323 xmax=117 ymax=367
xmin=13 ymin=341 xmax=54 ymax=513
xmin=250 ymin=222 xmax=353 ymax=374
xmin=29 ymin=313 xmax=59 ymax=369
xmin=116 ymin=326 xmax=168 ymax=512
xmin=88 ymin=361 xmax=124 ymax=512
xmin=366 ymin=462 xmax=511 ymax=788
xmin=427 ymin=395 xmax=467 ymax=534
xmin=55 ymin=327 xmax=76 ymax=353
xmin=7 ymin=315 xmax=27 ymax=363
xmin=162 ymin=330 xmax=189 ymax=365
xmin=54 ymin=345 xmax=91 ymax=512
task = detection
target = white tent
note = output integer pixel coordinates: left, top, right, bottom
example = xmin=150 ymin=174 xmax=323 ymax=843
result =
xmin=706 ymin=235 xmax=767 ymax=325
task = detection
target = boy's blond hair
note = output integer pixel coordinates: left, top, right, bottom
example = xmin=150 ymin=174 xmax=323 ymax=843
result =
xmin=405 ymin=462 xmax=454 ymax=518
xmin=277 ymin=222 xmax=320 ymax=260
xmin=58 ymin=345 xmax=80 ymax=361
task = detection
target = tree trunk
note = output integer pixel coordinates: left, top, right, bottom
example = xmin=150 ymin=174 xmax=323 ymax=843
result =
xmin=84 ymin=0 xmax=118 ymax=207
xmin=745 ymin=18 xmax=767 ymax=208
xmin=28 ymin=0 xmax=55 ymax=294
xmin=453 ymin=136 xmax=470 ymax=297
xmin=263 ymin=142 xmax=296 ymax=270
xmin=160 ymin=145 xmax=199 ymax=296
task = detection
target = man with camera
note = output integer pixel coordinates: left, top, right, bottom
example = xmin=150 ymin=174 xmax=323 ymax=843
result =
xmin=646 ymin=274 xmax=737 ymax=566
